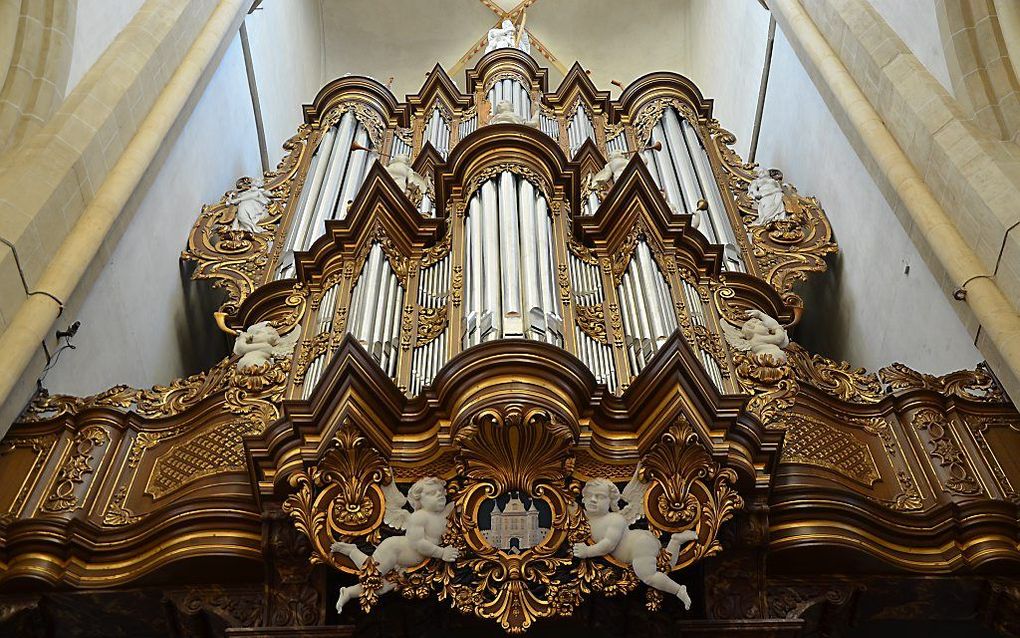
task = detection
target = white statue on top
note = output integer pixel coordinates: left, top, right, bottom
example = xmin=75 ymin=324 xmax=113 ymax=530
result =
xmin=488 ymin=100 xmax=540 ymax=128
xmin=332 ymin=477 xmax=458 ymax=614
xmin=485 ymin=18 xmax=531 ymax=54
xmin=721 ymin=309 xmax=790 ymax=362
xmin=385 ymin=154 xmax=428 ymax=199
xmin=747 ymin=167 xmax=787 ymax=226
xmin=228 ymin=178 xmax=271 ymax=233
xmin=573 ymin=473 xmax=699 ymax=610
xmin=233 ymin=321 xmax=299 ymax=370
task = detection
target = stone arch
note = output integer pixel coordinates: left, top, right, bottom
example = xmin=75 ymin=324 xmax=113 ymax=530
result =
xmin=935 ymin=0 xmax=1020 ymax=141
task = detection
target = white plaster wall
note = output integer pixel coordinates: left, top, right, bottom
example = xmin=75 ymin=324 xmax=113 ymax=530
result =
xmin=65 ymin=0 xmax=147 ymax=95
xmin=866 ymin=0 xmax=955 ymax=94
xmin=755 ymin=29 xmax=980 ymax=373
xmin=44 ymin=34 xmax=261 ymax=396
xmin=683 ymin=0 xmax=772 ymax=158
xmin=244 ymin=0 xmax=325 ymax=163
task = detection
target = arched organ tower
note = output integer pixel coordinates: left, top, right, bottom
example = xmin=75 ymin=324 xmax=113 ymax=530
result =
xmin=4 ymin=40 xmax=1020 ymax=637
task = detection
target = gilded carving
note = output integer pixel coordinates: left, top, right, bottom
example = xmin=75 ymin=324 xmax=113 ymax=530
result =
xmin=880 ymin=362 xmax=1006 ymax=403
xmin=787 ymin=343 xmax=883 ymax=403
xmin=575 ymin=303 xmax=608 ymax=345
xmin=733 ymin=352 xmax=798 ymax=426
xmin=102 ymin=486 xmax=141 ymax=526
xmin=42 ymin=426 xmax=109 ymax=513
xmin=912 ymin=409 xmax=981 ymax=495
xmin=0 ymin=433 xmax=58 ymax=517
xmin=780 ymin=414 xmax=880 ymax=487
xmin=416 ymin=306 xmax=448 ymax=347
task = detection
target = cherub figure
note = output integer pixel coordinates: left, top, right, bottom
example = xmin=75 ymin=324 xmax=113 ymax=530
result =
xmin=385 ymin=154 xmax=428 ymax=199
xmin=227 ymin=177 xmax=271 ymax=233
xmin=488 ymin=100 xmax=540 ymax=127
xmin=232 ymin=321 xmax=299 ymax=370
xmin=747 ymin=167 xmax=787 ymax=226
xmin=331 ymin=477 xmax=458 ymax=614
xmin=721 ymin=309 xmax=789 ymax=362
xmin=590 ymin=150 xmax=631 ymax=191
xmin=573 ymin=475 xmax=699 ymax=609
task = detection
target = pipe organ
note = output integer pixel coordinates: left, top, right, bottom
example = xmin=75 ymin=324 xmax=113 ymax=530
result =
xmin=9 ymin=38 xmax=1020 ymax=638
xmin=190 ymin=51 xmax=842 ymax=398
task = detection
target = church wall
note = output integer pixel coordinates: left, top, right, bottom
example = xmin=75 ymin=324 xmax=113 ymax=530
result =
xmin=244 ymin=0 xmax=324 ymax=161
xmin=681 ymin=1 xmax=981 ymax=375
xmin=757 ymin=29 xmax=982 ymax=374
xmin=65 ymin=0 xmax=148 ymax=96
xmin=864 ymin=0 xmax=955 ymax=95
xmin=42 ymin=33 xmax=261 ymax=396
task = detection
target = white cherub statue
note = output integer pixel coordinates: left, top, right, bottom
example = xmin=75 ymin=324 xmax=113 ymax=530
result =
xmin=331 ymin=477 xmax=458 ymax=614
xmin=747 ymin=167 xmax=787 ymax=226
xmin=227 ymin=178 xmax=271 ymax=233
xmin=590 ymin=150 xmax=631 ymax=191
xmin=573 ymin=474 xmax=699 ymax=610
xmin=232 ymin=321 xmax=299 ymax=370
xmin=488 ymin=100 xmax=540 ymax=128
xmin=721 ymin=309 xmax=790 ymax=362
xmin=385 ymin=154 xmax=428 ymax=199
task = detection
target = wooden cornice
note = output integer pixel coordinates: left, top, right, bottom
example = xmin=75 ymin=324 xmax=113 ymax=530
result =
xmin=405 ymin=64 xmax=472 ymax=112
xmin=545 ymin=62 xmax=612 ymax=114
xmin=303 ymin=75 xmax=408 ymax=127
xmin=612 ymin=71 xmax=714 ymax=123
xmin=465 ymin=47 xmax=548 ymax=94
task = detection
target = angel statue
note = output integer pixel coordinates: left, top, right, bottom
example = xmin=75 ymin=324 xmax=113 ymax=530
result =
xmin=385 ymin=154 xmax=429 ymax=199
xmin=721 ymin=309 xmax=789 ymax=362
xmin=232 ymin=321 xmax=299 ymax=370
xmin=488 ymin=100 xmax=540 ymax=128
xmin=227 ymin=177 xmax=271 ymax=233
xmin=590 ymin=150 xmax=631 ymax=191
xmin=747 ymin=167 xmax=787 ymax=226
xmin=485 ymin=18 xmax=531 ymax=54
xmin=331 ymin=477 xmax=458 ymax=614
xmin=573 ymin=474 xmax=699 ymax=609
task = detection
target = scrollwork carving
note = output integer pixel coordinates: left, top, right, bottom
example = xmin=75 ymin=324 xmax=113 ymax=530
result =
xmin=880 ymin=362 xmax=1006 ymax=403
xmin=41 ymin=426 xmax=109 ymax=513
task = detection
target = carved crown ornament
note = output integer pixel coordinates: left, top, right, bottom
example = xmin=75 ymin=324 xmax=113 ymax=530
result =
xmin=277 ymin=396 xmax=742 ymax=633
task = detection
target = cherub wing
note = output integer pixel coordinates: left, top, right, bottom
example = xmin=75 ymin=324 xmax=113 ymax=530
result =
xmin=270 ymin=328 xmax=301 ymax=358
xmin=382 ymin=480 xmax=411 ymax=531
xmin=721 ymin=320 xmax=753 ymax=353
xmin=619 ymin=467 xmax=649 ymax=525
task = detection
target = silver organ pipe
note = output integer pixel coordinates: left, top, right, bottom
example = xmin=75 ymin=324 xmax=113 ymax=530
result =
xmin=616 ymin=240 xmax=677 ymax=377
xmin=487 ymin=78 xmax=530 ymax=121
xmin=409 ymin=252 xmax=450 ymax=395
xmin=300 ymin=282 xmax=341 ymax=399
xmin=459 ymin=112 xmax=478 ymax=138
xmin=540 ymin=111 xmax=559 ymax=141
xmin=423 ymin=107 xmax=450 ymax=158
xmin=277 ymin=111 xmax=379 ymax=279
xmin=679 ymin=277 xmax=724 ymax=390
xmin=567 ymin=104 xmax=594 ymax=157
xmin=568 ymin=252 xmax=616 ymax=390
xmin=390 ymin=134 xmax=412 ymax=158
xmin=606 ymin=131 xmax=628 ymax=154
xmin=342 ymin=243 xmax=404 ymax=382
xmin=643 ymin=107 xmax=744 ymax=272
xmin=462 ymin=172 xmax=561 ymax=350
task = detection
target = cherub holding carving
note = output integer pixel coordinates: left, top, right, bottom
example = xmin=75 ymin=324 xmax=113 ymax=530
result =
xmin=488 ymin=100 xmax=540 ymax=128
xmin=227 ymin=177 xmax=271 ymax=233
xmin=232 ymin=321 xmax=299 ymax=370
xmin=721 ymin=309 xmax=789 ymax=362
xmin=331 ymin=477 xmax=458 ymax=613
xmin=589 ymin=149 xmax=631 ymax=193
xmin=573 ymin=473 xmax=699 ymax=609
xmin=385 ymin=154 xmax=429 ymax=200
